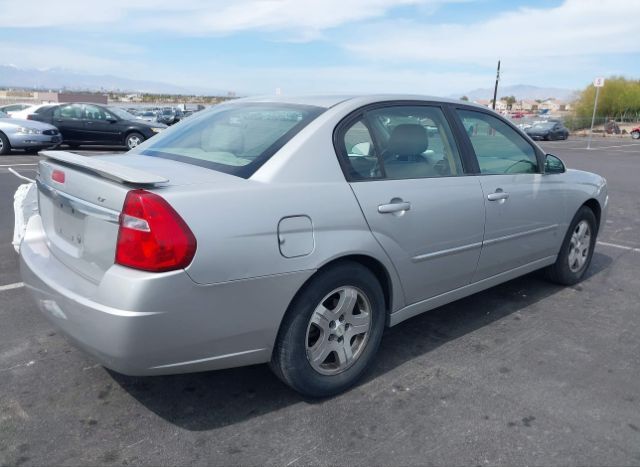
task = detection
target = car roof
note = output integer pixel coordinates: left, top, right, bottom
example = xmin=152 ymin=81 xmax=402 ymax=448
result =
xmin=233 ymin=94 xmax=487 ymax=110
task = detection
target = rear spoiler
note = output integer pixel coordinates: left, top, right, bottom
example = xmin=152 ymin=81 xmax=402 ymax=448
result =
xmin=39 ymin=151 xmax=169 ymax=185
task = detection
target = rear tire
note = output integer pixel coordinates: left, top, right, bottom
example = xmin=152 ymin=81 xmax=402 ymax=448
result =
xmin=270 ymin=261 xmax=385 ymax=397
xmin=545 ymin=206 xmax=597 ymax=285
xmin=0 ymin=132 xmax=11 ymax=155
xmin=631 ymin=130 xmax=640 ymax=140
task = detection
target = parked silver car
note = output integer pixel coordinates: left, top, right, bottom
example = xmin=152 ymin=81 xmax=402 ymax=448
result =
xmin=0 ymin=110 xmax=61 ymax=154
xmin=20 ymin=95 xmax=608 ymax=396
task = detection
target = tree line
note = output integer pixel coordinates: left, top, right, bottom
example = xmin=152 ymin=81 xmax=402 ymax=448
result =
xmin=572 ymin=76 xmax=640 ymax=124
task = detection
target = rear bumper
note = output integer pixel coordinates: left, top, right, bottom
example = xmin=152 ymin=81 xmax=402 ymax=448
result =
xmin=20 ymin=214 xmax=313 ymax=375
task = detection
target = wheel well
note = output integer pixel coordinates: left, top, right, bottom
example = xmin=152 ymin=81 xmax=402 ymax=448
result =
xmin=0 ymin=130 xmax=10 ymax=149
xmin=583 ymin=198 xmax=602 ymax=231
xmin=123 ymin=130 xmax=143 ymax=141
xmin=316 ymin=255 xmax=393 ymax=317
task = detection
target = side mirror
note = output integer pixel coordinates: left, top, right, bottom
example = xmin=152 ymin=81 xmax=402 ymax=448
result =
xmin=544 ymin=154 xmax=565 ymax=174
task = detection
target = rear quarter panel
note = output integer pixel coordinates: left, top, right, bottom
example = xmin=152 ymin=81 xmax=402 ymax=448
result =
xmin=158 ymin=99 xmax=407 ymax=313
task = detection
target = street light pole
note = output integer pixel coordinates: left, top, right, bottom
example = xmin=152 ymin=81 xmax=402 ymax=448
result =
xmin=492 ymin=60 xmax=500 ymax=110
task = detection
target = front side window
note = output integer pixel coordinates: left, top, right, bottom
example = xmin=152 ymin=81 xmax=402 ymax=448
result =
xmin=83 ymin=104 xmax=109 ymax=121
xmin=458 ymin=109 xmax=538 ymax=174
xmin=339 ymin=105 xmax=464 ymax=180
xmin=134 ymin=103 xmax=324 ymax=178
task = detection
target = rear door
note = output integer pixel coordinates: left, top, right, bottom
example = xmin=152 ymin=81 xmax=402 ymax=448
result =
xmin=53 ymin=104 xmax=85 ymax=141
xmin=338 ymin=104 xmax=486 ymax=305
xmin=454 ymin=108 xmax=565 ymax=280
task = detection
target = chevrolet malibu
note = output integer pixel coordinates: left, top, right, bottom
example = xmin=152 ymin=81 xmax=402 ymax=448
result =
xmin=20 ymin=95 xmax=608 ymax=397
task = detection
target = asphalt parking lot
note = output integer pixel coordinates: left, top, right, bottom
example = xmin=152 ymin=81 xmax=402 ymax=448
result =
xmin=1 ymin=139 xmax=639 ymax=466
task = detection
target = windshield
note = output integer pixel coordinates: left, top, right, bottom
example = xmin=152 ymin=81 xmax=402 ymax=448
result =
xmin=142 ymin=111 xmax=155 ymax=117
xmin=109 ymin=107 xmax=138 ymax=120
xmin=162 ymin=109 xmax=174 ymax=115
xmin=134 ymin=102 xmax=324 ymax=178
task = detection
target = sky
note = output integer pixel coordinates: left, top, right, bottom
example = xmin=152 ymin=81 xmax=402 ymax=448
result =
xmin=0 ymin=0 xmax=639 ymax=96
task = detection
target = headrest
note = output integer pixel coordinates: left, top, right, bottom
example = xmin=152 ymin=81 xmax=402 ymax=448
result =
xmin=201 ymin=124 xmax=244 ymax=153
xmin=386 ymin=124 xmax=429 ymax=157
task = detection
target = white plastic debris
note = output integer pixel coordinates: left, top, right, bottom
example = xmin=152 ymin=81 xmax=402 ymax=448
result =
xmin=12 ymin=181 xmax=38 ymax=253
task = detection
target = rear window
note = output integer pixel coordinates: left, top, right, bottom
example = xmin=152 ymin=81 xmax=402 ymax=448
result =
xmin=135 ymin=103 xmax=324 ymax=178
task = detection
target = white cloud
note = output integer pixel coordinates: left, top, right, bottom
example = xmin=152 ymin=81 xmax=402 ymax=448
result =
xmin=345 ymin=0 xmax=640 ymax=63
xmin=0 ymin=0 xmax=463 ymax=37
xmin=0 ymin=43 xmax=122 ymax=71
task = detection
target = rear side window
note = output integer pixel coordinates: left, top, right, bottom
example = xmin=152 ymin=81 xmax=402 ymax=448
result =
xmin=338 ymin=105 xmax=464 ymax=180
xmin=135 ymin=103 xmax=324 ymax=178
xmin=54 ymin=104 xmax=83 ymax=119
xmin=457 ymin=109 xmax=538 ymax=174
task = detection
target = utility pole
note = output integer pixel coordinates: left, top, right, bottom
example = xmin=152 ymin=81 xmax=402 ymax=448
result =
xmin=492 ymin=60 xmax=500 ymax=110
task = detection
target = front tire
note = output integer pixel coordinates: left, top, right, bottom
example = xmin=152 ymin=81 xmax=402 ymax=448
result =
xmin=271 ymin=262 xmax=385 ymax=397
xmin=125 ymin=132 xmax=145 ymax=150
xmin=0 ymin=132 xmax=11 ymax=155
xmin=631 ymin=130 xmax=640 ymax=140
xmin=545 ymin=206 xmax=597 ymax=285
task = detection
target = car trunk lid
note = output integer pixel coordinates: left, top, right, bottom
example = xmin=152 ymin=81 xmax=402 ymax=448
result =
xmin=36 ymin=151 xmax=243 ymax=283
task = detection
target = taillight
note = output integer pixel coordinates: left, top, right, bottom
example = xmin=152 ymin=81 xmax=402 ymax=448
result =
xmin=115 ymin=189 xmax=197 ymax=272
xmin=26 ymin=114 xmax=34 ymax=120
xmin=51 ymin=169 xmax=65 ymax=184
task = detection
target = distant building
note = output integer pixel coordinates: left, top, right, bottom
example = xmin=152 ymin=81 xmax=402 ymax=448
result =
xmin=0 ymin=90 xmax=108 ymax=105
xmin=57 ymin=92 xmax=108 ymax=104
xmin=472 ymin=99 xmax=492 ymax=108
xmin=493 ymin=100 xmax=508 ymax=112
xmin=538 ymin=98 xmax=571 ymax=112
xmin=34 ymin=92 xmax=58 ymax=103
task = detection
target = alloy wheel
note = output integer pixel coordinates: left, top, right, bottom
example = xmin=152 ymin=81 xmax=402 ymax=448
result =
xmin=568 ymin=220 xmax=591 ymax=272
xmin=305 ymin=286 xmax=372 ymax=375
xmin=127 ymin=135 xmax=142 ymax=149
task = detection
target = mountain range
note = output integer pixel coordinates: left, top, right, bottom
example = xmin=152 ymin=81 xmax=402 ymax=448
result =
xmin=1 ymin=65 xmax=577 ymax=101
xmin=0 ymin=65 xmax=222 ymax=95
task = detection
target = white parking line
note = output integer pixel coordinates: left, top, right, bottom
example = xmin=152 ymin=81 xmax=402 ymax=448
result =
xmin=586 ymin=143 xmax=640 ymax=150
xmin=0 ymin=163 xmax=38 ymax=167
xmin=0 ymin=282 xmax=24 ymax=292
xmin=597 ymin=241 xmax=640 ymax=253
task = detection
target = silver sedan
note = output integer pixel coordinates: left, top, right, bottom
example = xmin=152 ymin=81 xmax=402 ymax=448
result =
xmin=20 ymin=95 xmax=607 ymax=397
xmin=0 ymin=110 xmax=61 ymax=154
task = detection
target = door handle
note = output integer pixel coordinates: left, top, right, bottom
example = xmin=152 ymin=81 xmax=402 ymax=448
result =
xmin=378 ymin=200 xmax=411 ymax=214
xmin=487 ymin=191 xmax=509 ymax=201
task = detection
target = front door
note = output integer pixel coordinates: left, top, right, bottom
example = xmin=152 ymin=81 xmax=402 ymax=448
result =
xmin=81 ymin=104 xmax=121 ymax=143
xmin=455 ymin=109 xmax=565 ymax=280
xmin=338 ymin=104 xmax=486 ymax=305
